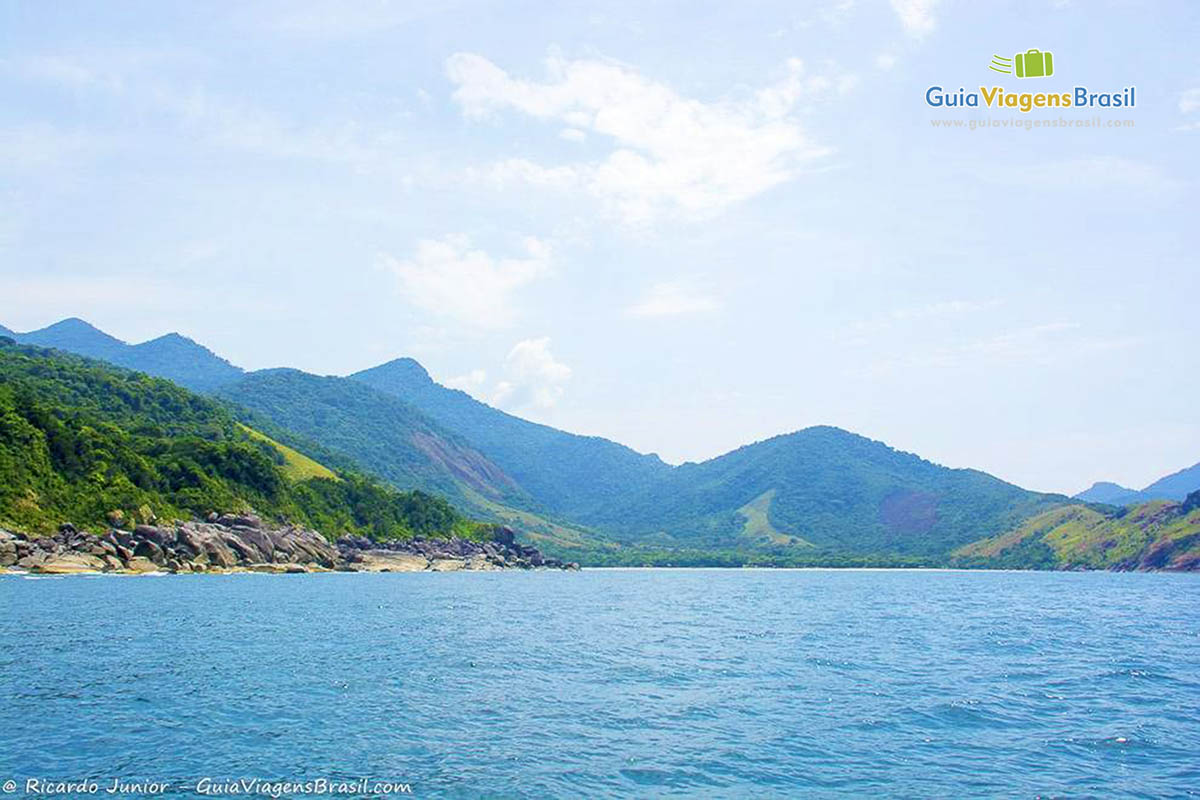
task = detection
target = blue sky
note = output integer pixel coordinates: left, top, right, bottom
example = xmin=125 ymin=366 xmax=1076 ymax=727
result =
xmin=1 ymin=0 xmax=1197 ymax=494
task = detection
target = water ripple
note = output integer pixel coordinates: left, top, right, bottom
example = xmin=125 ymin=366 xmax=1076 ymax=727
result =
xmin=1 ymin=569 xmax=1198 ymax=798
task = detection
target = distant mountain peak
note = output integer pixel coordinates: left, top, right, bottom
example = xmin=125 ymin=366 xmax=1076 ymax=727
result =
xmin=355 ymin=357 xmax=433 ymax=384
xmin=18 ymin=317 xmax=128 ymax=357
xmin=42 ymin=316 xmax=116 ymax=335
xmin=1075 ymin=462 xmax=1200 ymax=505
xmin=143 ymin=331 xmax=191 ymax=344
xmin=41 ymin=316 xmax=120 ymax=336
xmin=1082 ymin=481 xmax=1131 ymax=493
xmin=8 ymin=318 xmax=243 ymax=392
xmin=1074 ymin=481 xmax=1145 ymax=506
xmin=1141 ymin=461 xmax=1200 ymax=501
xmin=792 ymin=424 xmax=859 ymax=439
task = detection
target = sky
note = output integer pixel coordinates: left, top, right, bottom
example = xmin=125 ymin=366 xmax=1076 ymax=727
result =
xmin=1 ymin=0 xmax=1198 ymax=495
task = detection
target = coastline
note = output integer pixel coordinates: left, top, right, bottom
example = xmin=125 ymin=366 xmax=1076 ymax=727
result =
xmin=0 ymin=515 xmax=577 ymax=576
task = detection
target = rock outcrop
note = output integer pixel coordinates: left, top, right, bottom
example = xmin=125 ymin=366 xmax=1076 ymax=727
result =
xmin=0 ymin=519 xmax=577 ymax=575
xmin=335 ymin=528 xmax=577 ymax=572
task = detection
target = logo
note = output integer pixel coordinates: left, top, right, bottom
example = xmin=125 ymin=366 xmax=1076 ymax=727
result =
xmin=990 ymin=49 xmax=1055 ymax=78
xmin=925 ymin=48 xmax=1135 ymax=114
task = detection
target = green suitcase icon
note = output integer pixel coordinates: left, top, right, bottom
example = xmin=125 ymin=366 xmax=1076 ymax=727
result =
xmin=1014 ymin=49 xmax=1053 ymax=78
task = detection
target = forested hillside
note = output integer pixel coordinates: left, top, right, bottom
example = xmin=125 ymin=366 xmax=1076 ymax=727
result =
xmin=218 ymin=368 xmax=533 ymax=512
xmin=953 ymin=494 xmax=1200 ymax=570
xmin=584 ymin=426 xmax=1069 ymax=556
xmin=352 ymin=358 xmax=670 ymax=519
xmin=7 ymin=319 xmax=1194 ymax=569
xmin=0 ymin=341 xmax=475 ymax=542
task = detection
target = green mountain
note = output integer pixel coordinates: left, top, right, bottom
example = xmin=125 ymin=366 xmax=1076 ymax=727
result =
xmin=217 ymin=368 xmax=529 ymax=510
xmin=4 ymin=318 xmax=244 ymax=392
xmin=18 ymin=318 xmax=128 ymax=361
xmin=7 ymin=319 xmax=1171 ymax=568
xmin=120 ymin=332 xmax=245 ymax=392
xmin=218 ymin=369 xmax=547 ymax=506
xmin=215 ymin=368 xmax=614 ymax=554
xmin=581 ymin=426 xmax=1068 ymax=556
xmin=953 ymin=493 xmax=1200 ymax=570
xmin=0 ymin=341 xmax=474 ymax=541
xmin=351 ymin=358 xmax=670 ymax=520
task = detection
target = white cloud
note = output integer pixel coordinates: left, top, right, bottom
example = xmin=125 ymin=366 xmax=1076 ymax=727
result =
xmin=448 ymin=53 xmax=845 ymax=223
xmin=471 ymin=158 xmax=580 ymax=189
xmin=627 ymin=282 xmax=721 ymax=317
xmin=380 ymin=235 xmax=552 ymax=328
xmin=889 ymin=0 xmax=940 ymax=37
xmin=875 ymin=52 xmax=898 ymax=71
xmin=444 ymin=368 xmax=487 ymax=393
xmin=492 ymin=337 xmax=572 ymax=409
xmin=1179 ymin=88 xmax=1200 ymax=114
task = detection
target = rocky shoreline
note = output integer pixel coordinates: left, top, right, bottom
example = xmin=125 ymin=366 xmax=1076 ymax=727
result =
xmin=0 ymin=515 xmax=577 ymax=575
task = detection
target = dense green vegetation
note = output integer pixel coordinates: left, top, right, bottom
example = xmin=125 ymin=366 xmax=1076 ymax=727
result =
xmin=10 ymin=317 xmax=1196 ymax=570
xmin=218 ymin=368 xmax=535 ymax=513
xmin=0 ymin=341 xmax=478 ymax=542
xmin=351 ymin=362 xmax=1072 ymax=558
xmin=580 ymin=427 xmax=1068 ymax=557
xmin=953 ymin=494 xmax=1200 ymax=570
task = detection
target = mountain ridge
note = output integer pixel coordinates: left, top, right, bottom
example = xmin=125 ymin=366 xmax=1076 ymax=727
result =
xmin=351 ymin=357 xmax=671 ymax=522
xmin=1075 ymin=481 xmax=1148 ymax=506
xmin=2 ymin=318 xmax=244 ymax=392
xmin=9 ymin=317 xmax=1192 ymax=567
xmin=580 ymin=424 xmax=1069 ymax=555
xmin=1074 ymin=462 xmax=1200 ymax=505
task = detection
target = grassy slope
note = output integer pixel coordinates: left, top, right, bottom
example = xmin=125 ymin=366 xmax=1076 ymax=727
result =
xmin=218 ymin=369 xmax=530 ymax=511
xmin=735 ymin=489 xmax=813 ymax=548
xmin=237 ymin=423 xmax=339 ymax=482
xmin=953 ymin=495 xmax=1200 ymax=570
xmin=218 ymin=368 xmax=628 ymax=555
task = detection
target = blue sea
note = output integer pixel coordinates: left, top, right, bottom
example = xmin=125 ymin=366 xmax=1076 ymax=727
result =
xmin=1 ymin=569 xmax=1198 ymax=798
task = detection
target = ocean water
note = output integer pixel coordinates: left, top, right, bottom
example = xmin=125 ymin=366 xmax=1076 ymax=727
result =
xmin=1 ymin=569 xmax=1198 ymax=799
